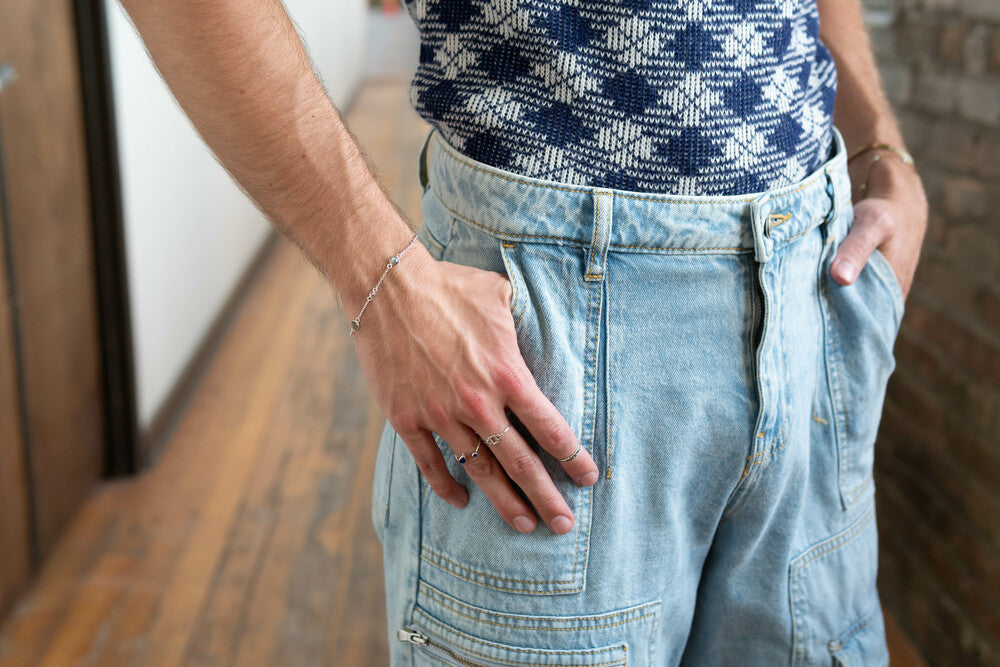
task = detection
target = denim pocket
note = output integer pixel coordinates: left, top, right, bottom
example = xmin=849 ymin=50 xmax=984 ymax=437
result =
xmin=818 ymin=210 xmax=903 ymax=509
xmin=399 ymin=580 xmax=661 ymax=666
xmin=499 ymin=242 xmax=529 ymax=336
xmin=419 ymin=190 xmax=456 ymax=261
xmin=828 ymin=606 xmax=890 ymax=667
xmin=789 ymin=501 xmax=887 ymax=666
xmin=866 ymin=247 xmax=905 ymax=323
xmin=372 ymin=420 xmax=398 ymax=539
xmin=418 ymin=220 xmax=593 ymax=596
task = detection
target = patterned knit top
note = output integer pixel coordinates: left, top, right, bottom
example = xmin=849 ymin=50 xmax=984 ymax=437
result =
xmin=403 ymin=0 xmax=838 ymax=196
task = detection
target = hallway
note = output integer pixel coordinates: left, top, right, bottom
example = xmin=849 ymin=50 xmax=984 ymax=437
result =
xmin=0 ymin=80 xmax=431 ymax=666
xmin=0 ymin=80 xmax=925 ymax=666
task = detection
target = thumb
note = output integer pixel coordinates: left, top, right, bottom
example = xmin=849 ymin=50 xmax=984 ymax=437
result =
xmin=830 ymin=202 xmax=893 ymax=286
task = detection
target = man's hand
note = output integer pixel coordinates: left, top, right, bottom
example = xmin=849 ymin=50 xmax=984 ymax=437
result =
xmin=350 ymin=231 xmax=600 ymax=536
xmin=815 ymin=0 xmax=929 ymax=301
xmin=831 ymin=153 xmax=928 ymax=300
xmin=116 ymin=0 xmax=597 ymax=535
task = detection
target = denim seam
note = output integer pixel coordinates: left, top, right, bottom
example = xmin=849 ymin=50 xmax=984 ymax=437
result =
xmin=420 ymin=470 xmax=431 ymax=505
xmin=740 ymin=423 xmax=789 ymax=479
xmin=607 ymin=244 xmax=749 ymax=253
xmin=789 ymin=502 xmax=876 ymax=665
xmin=380 ymin=430 xmax=397 ymax=528
xmin=421 ymin=582 xmax=661 ymax=625
xmin=584 ymin=280 xmax=606 ymax=480
xmin=431 ymin=129 xmax=838 ymax=208
xmin=819 ymin=257 xmax=851 ymax=511
xmin=422 ymin=589 xmax=658 ymax=632
xmin=588 ymin=194 xmax=601 ymax=277
xmin=421 ymin=546 xmax=578 ymax=587
xmin=828 ymin=609 xmax=875 ymax=654
xmin=724 ymin=261 xmax=785 ymax=516
xmin=576 ymin=275 xmax=596 ymax=580
xmin=844 ymin=473 xmax=875 ymax=506
xmin=777 ymin=251 xmax=797 ymax=475
xmin=778 ymin=222 xmax=815 ymax=247
xmin=419 ymin=556 xmax=580 ymax=595
xmin=822 ymin=279 xmax=876 ymax=510
xmin=434 ymin=188 xmax=819 ymax=256
xmin=791 ymin=502 xmax=875 ymax=570
xmin=501 ymin=243 xmax=528 ymax=328
xmin=412 ymin=610 xmax=628 ymax=666
xmin=424 ymin=231 xmax=444 ymax=254
xmin=433 ymin=190 xmax=583 ymax=244
xmin=867 ymin=249 xmax=905 ymax=326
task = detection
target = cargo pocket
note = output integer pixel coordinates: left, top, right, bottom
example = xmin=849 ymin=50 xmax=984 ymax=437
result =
xmin=398 ymin=580 xmax=661 ymax=666
xmin=817 ymin=208 xmax=904 ymax=510
xmin=828 ymin=606 xmax=889 ymax=667
xmin=789 ymin=501 xmax=888 ymax=666
xmin=419 ymin=230 xmax=593 ymax=596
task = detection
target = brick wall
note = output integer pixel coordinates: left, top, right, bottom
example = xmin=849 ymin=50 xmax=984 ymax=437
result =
xmin=864 ymin=0 xmax=1000 ymax=663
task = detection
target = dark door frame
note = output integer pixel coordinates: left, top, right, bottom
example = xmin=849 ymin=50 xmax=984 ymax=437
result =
xmin=72 ymin=0 xmax=138 ymax=477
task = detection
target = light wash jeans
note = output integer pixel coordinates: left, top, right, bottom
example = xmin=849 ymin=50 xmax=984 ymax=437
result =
xmin=371 ymin=125 xmax=903 ymax=666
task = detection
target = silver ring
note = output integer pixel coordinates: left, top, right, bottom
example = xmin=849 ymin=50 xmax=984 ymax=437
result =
xmin=558 ymin=443 xmax=582 ymax=463
xmin=480 ymin=425 xmax=511 ymax=447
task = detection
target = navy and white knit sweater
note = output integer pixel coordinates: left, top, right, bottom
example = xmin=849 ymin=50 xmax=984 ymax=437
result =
xmin=403 ymin=0 xmax=837 ymax=195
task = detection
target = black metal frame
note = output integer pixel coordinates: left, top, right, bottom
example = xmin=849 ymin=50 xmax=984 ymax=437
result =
xmin=72 ymin=0 xmax=138 ymax=476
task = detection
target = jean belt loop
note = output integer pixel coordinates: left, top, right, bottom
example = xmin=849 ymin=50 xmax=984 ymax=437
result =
xmin=749 ymin=192 xmax=774 ymax=264
xmin=418 ymin=129 xmax=434 ymax=193
xmin=585 ymin=189 xmax=614 ymax=282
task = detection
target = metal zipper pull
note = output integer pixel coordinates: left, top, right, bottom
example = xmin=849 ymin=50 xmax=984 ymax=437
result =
xmin=396 ymin=628 xmax=429 ymax=645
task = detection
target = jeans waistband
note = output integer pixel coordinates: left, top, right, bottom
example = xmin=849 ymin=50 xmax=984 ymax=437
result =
xmin=418 ymin=125 xmax=851 ymax=266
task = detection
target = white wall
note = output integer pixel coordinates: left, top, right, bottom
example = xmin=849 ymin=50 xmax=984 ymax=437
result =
xmin=366 ymin=6 xmax=420 ymax=79
xmin=105 ymin=0 xmax=368 ymax=431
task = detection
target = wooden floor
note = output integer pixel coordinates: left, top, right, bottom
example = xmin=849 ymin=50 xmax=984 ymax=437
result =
xmin=0 ymin=80 xmax=925 ymax=666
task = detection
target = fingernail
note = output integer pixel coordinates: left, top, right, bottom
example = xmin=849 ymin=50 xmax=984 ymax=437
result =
xmin=551 ymin=515 xmax=573 ymax=534
xmin=448 ymin=495 xmax=467 ymax=509
xmin=576 ymin=471 xmax=599 ymax=486
xmin=834 ymin=260 xmax=857 ymax=283
xmin=513 ymin=516 xmax=535 ymax=533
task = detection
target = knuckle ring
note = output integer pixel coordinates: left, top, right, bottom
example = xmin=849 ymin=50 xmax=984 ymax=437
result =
xmin=558 ymin=443 xmax=582 ymax=463
xmin=454 ymin=439 xmax=481 ymax=465
xmin=456 ymin=425 xmax=512 ymax=464
xmin=480 ymin=425 xmax=511 ymax=447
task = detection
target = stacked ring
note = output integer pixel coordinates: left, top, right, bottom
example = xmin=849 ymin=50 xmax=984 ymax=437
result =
xmin=455 ymin=425 xmax=512 ymax=464
xmin=455 ymin=440 xmax=480 ymax=464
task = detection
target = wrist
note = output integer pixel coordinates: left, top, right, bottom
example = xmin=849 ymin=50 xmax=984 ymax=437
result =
xmin=852 ymin=149 xmax=927 ymax=211
xmin=321 ymin=193 xmax=421 ymax=312
xmin=336 ymin=225 xmax=440 ymax=335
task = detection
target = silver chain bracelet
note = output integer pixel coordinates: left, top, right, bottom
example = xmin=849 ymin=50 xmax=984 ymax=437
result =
xmin=349 ymin=233 xmax=419 ymax=335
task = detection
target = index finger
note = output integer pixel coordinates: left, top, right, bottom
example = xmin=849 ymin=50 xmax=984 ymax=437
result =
xmin=506 ymin=377 xmax=600 ymax=487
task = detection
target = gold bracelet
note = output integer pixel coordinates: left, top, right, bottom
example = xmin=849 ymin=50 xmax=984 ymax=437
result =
xmin=847 ymin=141 xmax=916 ymax=170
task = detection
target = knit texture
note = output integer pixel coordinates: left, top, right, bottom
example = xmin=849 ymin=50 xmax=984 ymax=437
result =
xmin=403 ymin=0 xmax=837 ymax=195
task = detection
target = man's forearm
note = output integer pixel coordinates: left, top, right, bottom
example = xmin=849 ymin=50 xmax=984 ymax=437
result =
xmin=118 ymin=0 xmax=415 ymax=310
xmin=817 ymin=0 xmax=906 ymax=152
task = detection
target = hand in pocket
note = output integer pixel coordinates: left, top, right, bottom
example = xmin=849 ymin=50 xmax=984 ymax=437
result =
xmin=351 ymin=243 xmax=599 ymax=535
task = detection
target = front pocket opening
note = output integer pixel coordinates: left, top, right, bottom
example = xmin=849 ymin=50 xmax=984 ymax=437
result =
xmin=500 ymin=242 xmax=528 ymax=329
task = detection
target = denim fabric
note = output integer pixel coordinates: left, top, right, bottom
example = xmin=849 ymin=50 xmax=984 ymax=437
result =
xmin=371 ymin=124 xmax=903 ymax=666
